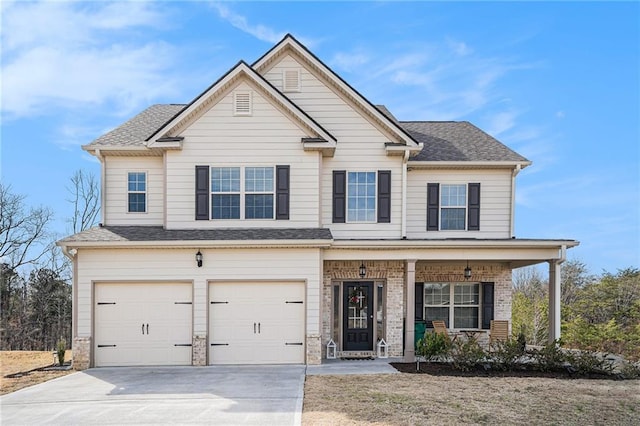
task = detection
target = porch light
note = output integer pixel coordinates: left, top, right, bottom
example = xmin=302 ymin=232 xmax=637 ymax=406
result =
xmin=326 ymin=339 xmax=337 ymax=359
xmin=359 ymin=262 xmax=366 ymax=278
xmin=464 ymin=261 xmax=472 ymax=280
xmin=196 ymin=250 xmax=203 ymax=268
xmin=377 ymin=339 xmax=389 ymax=359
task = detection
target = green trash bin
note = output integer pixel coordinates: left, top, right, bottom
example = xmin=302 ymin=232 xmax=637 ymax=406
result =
xmin=415 ymin=321 xmax=427 ymax=349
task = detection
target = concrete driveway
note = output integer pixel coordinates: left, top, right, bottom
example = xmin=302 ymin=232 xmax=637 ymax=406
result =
xmin=1 ymin=365 xmax=305 ymax=425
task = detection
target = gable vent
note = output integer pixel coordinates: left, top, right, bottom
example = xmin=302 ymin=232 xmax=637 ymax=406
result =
xmin=282 ymin=69 xmax=300 ymax=92
xmin=234 ymin=91 xmax=252 ymax=115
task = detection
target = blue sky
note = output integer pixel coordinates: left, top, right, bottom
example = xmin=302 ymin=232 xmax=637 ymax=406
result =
xmin=1 ymin=1 xmax=638 ymax=274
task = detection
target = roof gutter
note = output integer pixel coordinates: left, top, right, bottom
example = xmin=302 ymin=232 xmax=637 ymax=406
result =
xmin=408 ymin=160 xmax=532 ymax=170
xmin=57 ymin=239 xmax=334 ymax=249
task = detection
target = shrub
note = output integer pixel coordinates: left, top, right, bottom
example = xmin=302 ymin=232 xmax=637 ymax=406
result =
xmin=619 ymin=362 xmax=640 ymax=379
xmin=416 ymin=331 xmax=451 ymax=362
xmin=491 ymin=338 xmax=526 ymax=371
xmin=56 ymin=338 xmax=66 ymax=366
xmin=450 ymin=334 xmax=486 ymax=371
xmin=530 ymin=340 xmax=567 ymax=372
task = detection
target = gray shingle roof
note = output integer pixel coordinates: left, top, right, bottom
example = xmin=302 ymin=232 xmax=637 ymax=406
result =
xmin=401 ymin=121 xmax=529 ymax=162
xmin=59 ymin=226 xmax=333 ymax=243
xmin=85 ymin=104 xmax=185 ymax=148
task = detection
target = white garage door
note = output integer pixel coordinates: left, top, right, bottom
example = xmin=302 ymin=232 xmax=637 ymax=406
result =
xmin=209 ymin=282 xmax=305 ymax=364
xmin=95 ymin=283 xmax=192 ymax=367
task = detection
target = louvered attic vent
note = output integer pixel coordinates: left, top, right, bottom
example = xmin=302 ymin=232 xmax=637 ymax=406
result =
xmin=234 ymin=91 xmax=252 ymax=115
xmin=282 ymin=69 xmax=300 ymax=92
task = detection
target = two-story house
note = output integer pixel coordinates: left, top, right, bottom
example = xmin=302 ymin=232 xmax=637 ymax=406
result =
xmin=58 ymin=35 xmax=577 ymax=369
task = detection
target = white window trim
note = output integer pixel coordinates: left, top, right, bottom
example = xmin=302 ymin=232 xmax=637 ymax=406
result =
xmin=210 ymin=166 xmax=275 ymax=220
xmin=233 ymin=91 xmax=252 ymax=116
xmin=127 ymin=171 xmax=147 ymax=214
xmin=440 ymin=183 xmax=467 ymax=231
xmin=346 ymin=171 xmax=377 ymax=223
xmin=424 ymin=282 xmax=481 ymax=330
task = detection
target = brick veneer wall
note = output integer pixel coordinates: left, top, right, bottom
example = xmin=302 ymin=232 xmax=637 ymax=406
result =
xmin=321 ymin=261 xmax=513 ymax=360
xmin=415 ymin=262 xmax=513 ymax=327
xmin=322 ymin=260 xmax=405 ymax=358
xmin=72 ymin=336 xmax=91 ymax=370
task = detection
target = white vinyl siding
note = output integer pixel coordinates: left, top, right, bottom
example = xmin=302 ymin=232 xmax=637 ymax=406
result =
xmin=406 ymin=169 xmax=513 ymax=239
xmin=104 ymin=157 xmax=163 ymax=225
xmin=75 ymin=247 xmax=322 ymax=366
xmin=263 ymin=54 xmax=403 ymax=239
xmin=164 ymin=80 xmax=321 ymax=229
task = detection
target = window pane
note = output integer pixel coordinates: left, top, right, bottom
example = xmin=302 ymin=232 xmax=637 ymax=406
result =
xmin=347 ymin=171 xmax=376 ymax=222
xmin=245 ymin=194 xmax=273 ymax=219
xmin=454 ymin=283 xmax=479 ymax=305
xmin=211 ymin=167 xmax=240 ymax=193
xmin=128 ymin=172 xmax=145 ymax=191
xmin=212 ymin=194 xmax=240 ymax=219
xmin=441 ymin=184 xmax=466 ymax=207
xmin=128 ymin=193 xmax=146 ymax=213
xmin=454 ymin=307 xmax=478 ymax=328
xmin=377 ymin=284 xmax=384 ymax=341
xmin=425 ymin=307 xmax=449 ymax=328
xmin=441 ymin=208 xmax=466 ymax=230
xmin=424 ymin=283 xmax=450 ymax=305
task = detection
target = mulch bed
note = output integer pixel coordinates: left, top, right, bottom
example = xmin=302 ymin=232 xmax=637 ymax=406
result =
xmin=390 ymin=362 xmax=621 ymax=380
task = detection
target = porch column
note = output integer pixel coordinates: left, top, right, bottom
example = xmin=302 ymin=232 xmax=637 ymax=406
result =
xmin=404 ymin=259 xmax=417 ymax=362
xmin=548 ymin=259 xmax=562 ymax=343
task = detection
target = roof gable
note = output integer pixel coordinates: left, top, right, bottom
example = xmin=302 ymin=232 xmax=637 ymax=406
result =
xmin=253 ymin=34 xmax=419 ymax=149
xmin=147 ymin=60 xmax=336 ymax=147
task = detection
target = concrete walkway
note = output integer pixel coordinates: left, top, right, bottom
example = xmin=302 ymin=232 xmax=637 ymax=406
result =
xmin=1 ymin=360 xmax=402 ymax=425
xmin=1 ymin=365 xmax=305 ymax=425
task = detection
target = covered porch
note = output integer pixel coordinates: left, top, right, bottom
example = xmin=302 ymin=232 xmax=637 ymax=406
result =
xmin=322 ymin=239 xmax=578 ymax=362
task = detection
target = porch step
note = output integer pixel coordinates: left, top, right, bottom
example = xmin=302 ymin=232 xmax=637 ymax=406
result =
xmin=338 ymin=351 xmax=376 ymax=360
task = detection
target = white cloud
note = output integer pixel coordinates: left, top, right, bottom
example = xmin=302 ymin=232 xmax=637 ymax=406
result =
xmin=485 ymin=110 xmax=520 ymax=136
xmin=1 ymin=1 xmax=179 ymax=119
xmin=330 ymin=51 xmax=370 ymax=72
xmin=211 ymin=2 xmax=285 ymax=43
xmin=556 ymin=110 xmax=565 ymax=119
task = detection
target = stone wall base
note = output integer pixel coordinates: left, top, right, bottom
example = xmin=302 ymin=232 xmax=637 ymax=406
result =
xmin=192 ymin=335 xmax=207 ymax=366
xmin=306 ymin=334 xmax=321 ymax=365
xmin=72 ymin=336 xmax=91 ymax=370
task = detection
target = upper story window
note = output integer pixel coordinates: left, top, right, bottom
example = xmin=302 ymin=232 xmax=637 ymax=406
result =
xmin=347 ymin=171 xmax=376 ymax=222
xmin=196 ymin=165 xmax=289 ymax=221
xmin=127 ymin=172 xmax=146 ymax=213
xmin=427 ymin=182 xmax=480 ymax=231
xmin=210 ymin=166 xmax=274 ymax=219
xmin=441 ymin=184 xmax=466 ymax=230
xmin=333 ymin=170 xmax=391 ymax=224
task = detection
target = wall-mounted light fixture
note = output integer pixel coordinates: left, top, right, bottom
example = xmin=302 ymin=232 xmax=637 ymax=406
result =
xmin=359 ymin=261 xmax=367 ymax=279
xmin=464 ymin=261 xmax=472 ymax=280
xmin=196 ymin=250 xmax=203 ymax=268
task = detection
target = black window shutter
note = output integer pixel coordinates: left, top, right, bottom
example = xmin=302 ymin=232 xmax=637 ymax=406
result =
xmin=275 ymin=165 xmax=290 ymax=220
xmin=195 ymin=166 xmax=209 ymax=220
xmin=468 ymin=183 xmax=481 ymax=231
xmin=415 ymin=283 xmax=424 ymax=321
xmin=377 ymin=170 xmax=391 ymax=223
xmin=481 ymin=282 xmax=494 ymax=329
xmin=427 ymin=183 xmax=439 ymax=231
xmin=332 ymin=170 xmax=346 ymax=223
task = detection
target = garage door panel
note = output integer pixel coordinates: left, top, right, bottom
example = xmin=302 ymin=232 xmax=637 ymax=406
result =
xmin=95 ymin=283 xmax=192 ymax=367
xmin=209 ymin=282 xmax=305 ymax=365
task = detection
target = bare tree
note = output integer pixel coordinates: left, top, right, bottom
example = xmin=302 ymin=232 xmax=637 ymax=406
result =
xmin=0 ymin=183 xmax=53 ymax=269
xmin=67 ymin=169 xmax=100 ymax=233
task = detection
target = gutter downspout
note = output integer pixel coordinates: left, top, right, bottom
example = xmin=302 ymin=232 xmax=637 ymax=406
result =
xmin=95 ymin=149 xmax=106 ymax=225
xmin=401 ymin=150 xmax=409 ymax=238
xmin=509 ymin=164 xmax=522 ymax=237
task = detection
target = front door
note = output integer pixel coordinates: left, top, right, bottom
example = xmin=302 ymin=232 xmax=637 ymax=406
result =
xmin=343 ymin=282 xmax=374 ymax=351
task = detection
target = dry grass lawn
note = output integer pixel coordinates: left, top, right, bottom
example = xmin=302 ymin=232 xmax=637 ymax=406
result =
xmin=303 ymin=374 xmax=640 ymax=425
xmin=1 ymin=351 xmax=73 ymax=395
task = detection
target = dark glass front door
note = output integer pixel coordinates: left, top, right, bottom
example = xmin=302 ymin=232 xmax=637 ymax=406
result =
xmin=343 ymin=282 xmax=374 ymax=351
